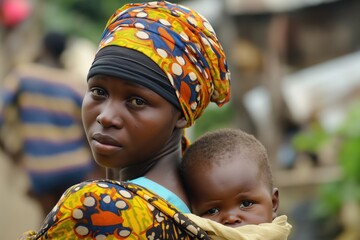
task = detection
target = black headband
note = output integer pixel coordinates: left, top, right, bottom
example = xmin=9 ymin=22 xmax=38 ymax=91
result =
xmin=87 ymin=46 xmax=180 ymax=110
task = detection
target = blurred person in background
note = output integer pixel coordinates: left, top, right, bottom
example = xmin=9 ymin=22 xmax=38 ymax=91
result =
xmin=0 ymin=31 xmax=103 ymax=217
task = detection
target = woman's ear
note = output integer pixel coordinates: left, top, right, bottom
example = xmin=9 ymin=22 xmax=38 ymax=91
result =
xmin=272 ymin=188 xmax=280 ymax=219
xmin=175 ymin=116 xmax=187 ymax=129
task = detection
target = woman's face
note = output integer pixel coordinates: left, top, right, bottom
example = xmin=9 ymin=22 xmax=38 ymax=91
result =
xmin=82 ymin=74 xmax=183 ymax=169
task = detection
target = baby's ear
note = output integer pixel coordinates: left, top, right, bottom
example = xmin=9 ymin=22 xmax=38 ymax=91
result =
xmin=272 ymin=188 xmax=280 ymax=219
xmin=175 ymin=116 xmax=187 ymax=129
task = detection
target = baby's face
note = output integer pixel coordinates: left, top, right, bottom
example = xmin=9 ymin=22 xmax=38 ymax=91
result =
xmin=188 ymin=155 xmax=278 ymax=228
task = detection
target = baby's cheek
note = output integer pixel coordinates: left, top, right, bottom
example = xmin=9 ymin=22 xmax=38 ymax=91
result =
xmin=189 ymin=201 xmax=203 ymax=216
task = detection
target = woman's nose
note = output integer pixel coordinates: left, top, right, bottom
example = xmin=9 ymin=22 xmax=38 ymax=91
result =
xmin=96 ymin=102 xmax=124 ymax=128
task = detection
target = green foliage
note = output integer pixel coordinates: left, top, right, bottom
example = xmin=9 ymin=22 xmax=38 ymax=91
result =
xmin=293 ymin=101 xmax=360 ymax=217
xmin=42 ymin=0 xmax=182 ymax=43
xmin=292 ymin=122 xmax=331 ymax=152
xmin=43 ymin=1 xmax=117 ymax=42
xmin=313 ymin=181 xmax=343 ymax=217
xmin=339 ymin=138 xmax=360 ymax=182
xmin=192 ymin=102 xmax=235 ymax=139
xmin=338 ymin=100 xmax=360 ymax=137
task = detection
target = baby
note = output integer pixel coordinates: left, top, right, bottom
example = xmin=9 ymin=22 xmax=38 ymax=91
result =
xmin=180 ymin=128 xmax=291 ymax=239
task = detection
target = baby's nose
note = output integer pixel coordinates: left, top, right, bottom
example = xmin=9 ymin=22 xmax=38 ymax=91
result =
xmin=222 ymin=211 xmax=243 ymax=226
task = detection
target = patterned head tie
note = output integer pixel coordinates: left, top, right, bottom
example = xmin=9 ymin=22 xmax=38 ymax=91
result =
xmin=88 ymin=1 xmax=231 ymax=127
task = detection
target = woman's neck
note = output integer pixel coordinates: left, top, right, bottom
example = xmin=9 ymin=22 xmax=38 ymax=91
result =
xmin=108 ymin=129 xmax=189 ymax=207
xmin=143 ymin=149 xmax=190 ymax=207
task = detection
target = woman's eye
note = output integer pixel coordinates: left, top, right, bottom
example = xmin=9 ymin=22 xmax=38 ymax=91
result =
xmin=240 ymin=201 xmax=253 ymax=208
xmin=207 ymin=208 xmax=220 ymax=215
xmin=129 ymin=97 xmax=146 ymax=107
xmin=90 ymin=87 xmax=106 ymax=97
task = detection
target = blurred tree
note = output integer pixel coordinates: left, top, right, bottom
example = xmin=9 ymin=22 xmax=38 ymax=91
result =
xmin=191 ymin=103 xmax=235 ymax=140
xmin=292 ymin=101 xmax=360 ymax=239
xmin=41 ymin=0 xmax=182 ymax=43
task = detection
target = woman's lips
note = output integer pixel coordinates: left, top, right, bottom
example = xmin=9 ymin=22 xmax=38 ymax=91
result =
xmin=91 ymin=133 xmax=122 ymax=154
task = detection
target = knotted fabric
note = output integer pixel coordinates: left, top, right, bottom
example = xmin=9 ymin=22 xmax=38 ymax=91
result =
xmin=94 ymin=1 xmax=231 ymax=127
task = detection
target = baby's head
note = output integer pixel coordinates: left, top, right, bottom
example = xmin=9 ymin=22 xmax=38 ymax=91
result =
xmin=181 ymin=128 xmax=279 ymax=227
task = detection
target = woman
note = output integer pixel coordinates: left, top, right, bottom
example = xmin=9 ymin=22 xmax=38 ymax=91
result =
xmin=21 ymin=1 xmax=230 ymax=239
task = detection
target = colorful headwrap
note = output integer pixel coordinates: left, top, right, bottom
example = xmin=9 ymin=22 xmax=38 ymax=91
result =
xmin=91 ymin=1 xmax=231 ymax=127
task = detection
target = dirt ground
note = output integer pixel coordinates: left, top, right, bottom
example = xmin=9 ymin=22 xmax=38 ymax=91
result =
xmin=0 ymin=150 xmax=42 ymax=239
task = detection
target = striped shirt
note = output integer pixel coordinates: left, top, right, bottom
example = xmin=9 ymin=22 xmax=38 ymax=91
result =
xmin=0 ymin=63 xmax=94 ymax=194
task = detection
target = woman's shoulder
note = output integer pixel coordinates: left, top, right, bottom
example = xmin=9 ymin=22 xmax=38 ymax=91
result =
xmin=22 ymin=179 xmax=209 ymax=240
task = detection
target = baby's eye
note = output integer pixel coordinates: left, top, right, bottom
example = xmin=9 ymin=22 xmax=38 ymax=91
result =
xmin=240 ymin=201 xmax=254 ymax=208
xmin=207 ymin=208 xmax=220 ymax=215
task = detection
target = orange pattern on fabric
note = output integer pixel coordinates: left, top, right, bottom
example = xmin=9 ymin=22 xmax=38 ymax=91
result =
xmin=20 ymin=180 xmax=210 ymax=240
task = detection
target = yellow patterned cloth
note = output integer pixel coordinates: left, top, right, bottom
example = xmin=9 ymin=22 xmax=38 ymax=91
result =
xmin=98 ymin=1 xmax=231 ymax=127
xmin=186 ymin=214 xmax=292 ymax=240
xmin=20 ymin=180 xmax=209 ymax=239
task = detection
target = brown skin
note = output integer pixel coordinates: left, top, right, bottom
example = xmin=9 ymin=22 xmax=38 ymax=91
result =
xmin=82 ymin=74 xmax=188 ymax=205
xmin=185 ymin=152 xmax=279 ymax=228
